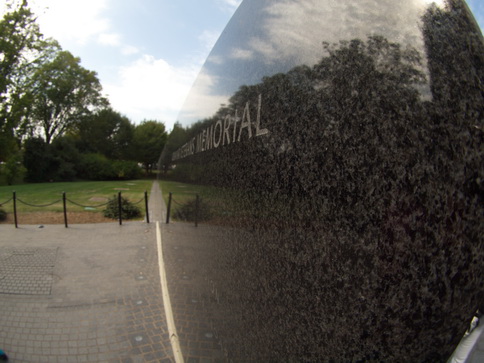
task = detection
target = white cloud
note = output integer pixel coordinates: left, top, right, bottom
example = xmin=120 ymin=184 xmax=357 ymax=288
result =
xmin=97 ymin=33 xmax=140 ymax=56
xmin=29 ymin=0 xmax=138 ymax=57
xmin=98 ymin=32 xmax=121 ymax=46
xmin=198 ymin=30 xmax=221 ymax=53
xmin=217 ymin=0 xmax=243 ymax=12
xmin=121 ymin=45 xmax=140 ymax=56
xmin=230 ymin=47 xmax=254 ymax=60
xmin=104 ymin=55 xmax=199 ymax=130
xmin=31 ymin=0 xmax=110 ymax=45
xmin=243 ymin=0 xmax=431 ymax=66
xmin=177 ymin=69 xmax=229 ymax=126
xmin=207 ymin=54 xmax=224 ymax=65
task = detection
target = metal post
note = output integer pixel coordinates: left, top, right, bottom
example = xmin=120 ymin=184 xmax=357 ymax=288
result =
xmin=144 ymin=191 xmax=150 ymax=224
xmin=13 ymin=191 xmax=17 ymax=228
xmin=63 ymin=192 xmax=68 ymax=228
xmin=166 ymin=192 xmax=172 ymax=224
xmin=195 ymin=194 xmax=199 ymax=227
xmin=118 ymin=192 xmax=122 ymax=225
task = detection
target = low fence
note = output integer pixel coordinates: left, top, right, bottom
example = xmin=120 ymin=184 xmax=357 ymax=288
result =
xmin=165 ymin=192 xmax=200 ymax=227
xmin=0 ymin=191 xmax=149 ymax=228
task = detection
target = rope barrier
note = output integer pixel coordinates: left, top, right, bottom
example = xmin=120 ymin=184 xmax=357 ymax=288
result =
xmin=6 ymin=191 xmax=149 ymax=228
xmin=16 ymin=198 xmax=62 ymax=208
xmin=172 ymin=197 xmax=189 ymax=207
xmin=131 ymin=196 xmax=145 ymax=205
xmin=65 ymin=198 xmax=110 ymax=208
xmin=0 ymin=197 xmax=13 ymax=205
xmin=166 ymin=193 xmax=202 ymax=226
xmin=11 ymin=195 xmax=144 ymax=209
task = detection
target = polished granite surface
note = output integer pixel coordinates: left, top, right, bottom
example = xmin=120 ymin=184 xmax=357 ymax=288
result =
xmin=159 ymin=0 xmax=484 ymax=360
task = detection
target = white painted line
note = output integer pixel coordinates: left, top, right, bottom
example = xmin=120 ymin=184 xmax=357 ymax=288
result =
xmin=156 ymin=221 xmax=184 ymax=363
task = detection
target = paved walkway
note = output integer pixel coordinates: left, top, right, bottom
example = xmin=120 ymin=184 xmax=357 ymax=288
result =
xmin=1 ymin=181 xmax=482 ymax=362
xmin=0 ymin=221 xmax=173 ymax=362
xmin=160 ymin=223 xmax=226 ymax=362
xmin=0 ymin=181 xmax=224 ymax=362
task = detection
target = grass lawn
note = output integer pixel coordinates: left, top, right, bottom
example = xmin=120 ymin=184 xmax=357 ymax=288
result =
xmin=157 ymin=180 xmax=217 ymax=206
xmin=0 ymin=180 xmax=153 ymax=214
xmin=158 ymin=179 xmax=225 ymax=222
xmin=157 ymin=178 xmax=297 ymax=226
xmin=158 ymin=179 xmax=255 ymax=223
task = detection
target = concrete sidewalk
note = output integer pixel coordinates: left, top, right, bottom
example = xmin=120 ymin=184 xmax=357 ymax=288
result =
xmin=3 ymin=180 xmax=480 ymax=362
xmin=151 ymin=181 xmax=225 ymax=362
xmin=160 ymin=222 xmax=226 ymax=362
xmin=0 ymin=220 xmax=174 ymax=363
xmin=0 ymin=182 xmax=173 ymax=362
xmin=0 ymin=181 xmax=226 ymax=363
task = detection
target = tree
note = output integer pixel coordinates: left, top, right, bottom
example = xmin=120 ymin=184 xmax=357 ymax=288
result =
xmin=76 ymin=108 xmax=134 ymax=160
xmin=22 ymin=135 xmax=82 ymax=182
xmin=50 ymin=136 xmax=81 ymax=181
xmin=29 ymin=49 xmax=108 ymax=144
xmin=23 ymin=137 xmax=55 ymax=182
xmin=132 ymin=120 xmax=167 ymax=175
xmin=3 ymin=151 xmax=25 ymax=185
xmin=0 ymin=0 xmax=43 ymax=161
xmin=158 ymin=121 xmax=187 ymax=173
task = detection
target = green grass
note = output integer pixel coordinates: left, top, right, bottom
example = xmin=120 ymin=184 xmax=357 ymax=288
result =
xmin=159 ymin=179 xmax=223 ymax=222
xmin=0 ymin=180 xmax=153 ymax=214
xmin=158 ymin=179 xmax=253 ymax=222
xmin=158 ymin=180 xmax=217 ymax=206
xmin=157 ymin=178 xmax=298 ymax=225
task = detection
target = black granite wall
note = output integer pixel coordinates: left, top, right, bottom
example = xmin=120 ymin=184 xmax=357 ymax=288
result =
xmin=159 ymin=0 xmax=483 ymax=361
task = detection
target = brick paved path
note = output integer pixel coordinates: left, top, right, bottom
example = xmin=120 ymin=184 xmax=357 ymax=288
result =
xmin=151 ymin=180 xmax=226 ymax=362
xmin=0 ymin=247 xmax=58 ymax=295
xmin=161 ymin=223 xmax=226 ymax=362
xmin=0 ymin=182 xmax=229 ymax=363
xmin=0 ymin=222 xmax=174 ymax=362
xmin=2 ymin=181 xmax=483 ymax=362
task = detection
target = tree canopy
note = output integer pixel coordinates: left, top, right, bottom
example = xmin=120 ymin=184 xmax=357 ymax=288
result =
xmin=0 ymin=0 xmax=41 ymax=160
xmin=132 ymin=120 xmax=167 ymax=174
xmin=76 ymin=108 xmax=133 ymax=160
xmin=0 ymin=1 xmax=168 ymax=183
xmin=29 ymin=49 xmax=108 ymax=144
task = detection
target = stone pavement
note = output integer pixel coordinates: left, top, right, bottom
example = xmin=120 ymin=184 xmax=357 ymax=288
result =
xmin=1 ymin=180 xmax=482 ymax=362
xmin=0 ymin=181 xmax=227 ymax=362
xmin=0 ymin=221 xmax=174 ymax=362
xmin=150 ymin=181 xmax=226 ymax=362
xmin=160 ymin=223 xmax=226 ymax=362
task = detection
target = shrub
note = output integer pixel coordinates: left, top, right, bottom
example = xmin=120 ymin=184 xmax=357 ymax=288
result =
xmin=0 ymin=208 xmax=7 ymax=221
xmin=173 ymin=197 xmax=212 ymax=222
xmin=23 ymin=137 xmax=56 ymax=182
xmin=103 ymin=195 xmax=142 ymax=220
xmin=78 ymin=154 xmax=142 ymax=181
xmin=4 ymin=153 xmax=26 ymax=185
xmin=112 ymin=160 xmax=142 ymax=180
xmin=78 ymin=153 xmax=115 ymax=180
xmin=51 ymin=137 xmax=81 ymax=181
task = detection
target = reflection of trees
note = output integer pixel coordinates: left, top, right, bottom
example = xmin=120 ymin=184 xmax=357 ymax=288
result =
xmin=171 ymin=34 xmax=429 ymax=198
xmin=162 ymin=1 xmax=483 ymax=359
xmin=158 ymin=122 xmax=186 ymax=174
xmin=423 ymin=0 xmax=483 ymax=115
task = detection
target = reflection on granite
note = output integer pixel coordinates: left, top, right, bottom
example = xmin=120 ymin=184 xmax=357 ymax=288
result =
xmin=159 ymin=0 xmax=483 ymax=361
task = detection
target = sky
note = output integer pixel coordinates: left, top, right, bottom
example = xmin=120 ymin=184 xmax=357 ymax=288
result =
xmin=1 ymin=0 xmax=483 ymax=132
xmin=13 ymin=0 xmax=243 ymax=131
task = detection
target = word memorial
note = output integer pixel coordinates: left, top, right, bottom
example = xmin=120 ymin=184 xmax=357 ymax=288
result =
xmin=172 ymin=95 xmax=269 ymax=161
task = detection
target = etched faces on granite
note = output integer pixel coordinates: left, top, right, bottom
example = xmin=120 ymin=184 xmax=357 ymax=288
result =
xmin=159 ymin=0 xmax=484 ymax=361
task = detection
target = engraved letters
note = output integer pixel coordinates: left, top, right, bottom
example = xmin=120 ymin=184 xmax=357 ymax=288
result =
xmin=172 ymin=94 xmax=269 ymax=161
